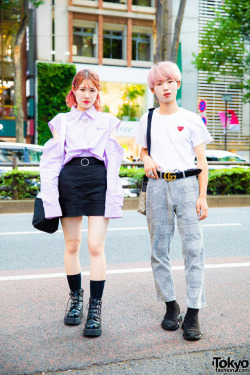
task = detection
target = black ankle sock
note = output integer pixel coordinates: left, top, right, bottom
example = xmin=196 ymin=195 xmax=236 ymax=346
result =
xmin=187 ymin=308 xmax=199 ymax=315
xmin=166 ymin=300 xmax=179 ymax=310
xmin=67 ymin=273 xmax=81 ymax=292
xmin=90 ymin=280 xmax=105 ymax=299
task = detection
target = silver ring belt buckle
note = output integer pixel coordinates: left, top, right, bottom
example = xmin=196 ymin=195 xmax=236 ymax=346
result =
xmin=81 ymin=158 xmax=90 ymax=167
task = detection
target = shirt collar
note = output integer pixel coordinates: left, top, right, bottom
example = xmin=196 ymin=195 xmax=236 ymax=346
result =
xmin=71 ymin=105 xmax=98 ymax=120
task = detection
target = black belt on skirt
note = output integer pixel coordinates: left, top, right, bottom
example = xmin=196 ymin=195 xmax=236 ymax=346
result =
xmin=66 ymin=157 xmax=104 ymax=167
xmin=157 ymin=168 xmax=202 ymax=181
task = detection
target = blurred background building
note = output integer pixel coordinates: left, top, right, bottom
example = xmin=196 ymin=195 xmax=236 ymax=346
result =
xmin=0 ymin=0 xmax=249 ymax=159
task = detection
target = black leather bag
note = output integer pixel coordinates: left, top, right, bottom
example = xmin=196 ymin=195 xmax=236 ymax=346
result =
xmin=32 ymin=197 xmax=59 ymax=234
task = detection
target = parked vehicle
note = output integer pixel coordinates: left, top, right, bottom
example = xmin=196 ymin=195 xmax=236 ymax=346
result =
xmin=195 ymin=150 xmax=249 ymax=170
xmin=0 ymin=142 xmax=43 ymax=175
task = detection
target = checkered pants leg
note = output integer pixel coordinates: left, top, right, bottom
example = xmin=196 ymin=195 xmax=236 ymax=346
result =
xmin=146 ymin=176 xmax=206 ymax=309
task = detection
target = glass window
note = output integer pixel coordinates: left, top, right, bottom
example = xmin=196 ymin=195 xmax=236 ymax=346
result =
xmin=132 ymin=0 xmax=152 ymax=6
xmin=73 ymin=27 xmax=96 ymax=57
xmin=132 ymin=33 xmax=151 ymax=61
xmin=28 ymin=150 xmax=43 ymax=162
xmin=104 ymin=0 xmax=126 ymax=3
xmin=103 ymin=30 xmax=123 ymax=59
xmin=220 ymin=156 xmax=245 ymax=162
xmin=100 ymin=82 xmax=147 ymax=121
xmin=0 ymin=149 xmax=25 ymax=163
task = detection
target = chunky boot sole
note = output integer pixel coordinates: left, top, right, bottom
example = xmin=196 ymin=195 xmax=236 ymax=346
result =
xmin=83 ymin=327 xmax=102 ymax=337
xmin=161 ymin=314 xmax=182 ymax=331
xmin=64 ymin=310 xmax=83 ymax=326
xmin=182 ymin=322 xmax=202 ymax=341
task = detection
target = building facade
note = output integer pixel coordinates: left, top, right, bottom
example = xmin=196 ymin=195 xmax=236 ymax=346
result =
xmin=1 ymin=0 xmax=249 ymax=160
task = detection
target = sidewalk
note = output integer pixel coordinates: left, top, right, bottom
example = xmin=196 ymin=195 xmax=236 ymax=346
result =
xmin=44 ymin=347 xmax=250 ymax=375
xmin=1 ymin=261 xmax=249 ymax=375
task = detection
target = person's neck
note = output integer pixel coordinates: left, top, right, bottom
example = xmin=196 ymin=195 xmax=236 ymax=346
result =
xmin=157 ymin=101 xmax=179 ymax=115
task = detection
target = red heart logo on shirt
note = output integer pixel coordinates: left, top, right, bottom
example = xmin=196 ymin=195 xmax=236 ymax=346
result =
xmin=177 ymin=126 xmax=184 ymax=132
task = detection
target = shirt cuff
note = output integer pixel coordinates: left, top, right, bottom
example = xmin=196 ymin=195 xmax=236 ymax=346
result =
xmin=104 ymin=205 xmax=123 ymax=219
xmin=44 ymin=203 xmax=62 ymax=219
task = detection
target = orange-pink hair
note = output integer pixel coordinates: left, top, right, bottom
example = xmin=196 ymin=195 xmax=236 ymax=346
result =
xmin=66 ymin=69 xmax=102 ymax=111
xmin=148 ymin=61 xmax=182 ymax=89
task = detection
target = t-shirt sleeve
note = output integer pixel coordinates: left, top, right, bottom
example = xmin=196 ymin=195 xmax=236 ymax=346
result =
xmin=48 ymin=114 xmax=62 ymax=135
xmin=136 ymin=113 xmax=147 ymax=148
xmin=109 ymin=114 xmax=121 ymax=134
xmin=190 ymin=115 xmax=213 ymax=147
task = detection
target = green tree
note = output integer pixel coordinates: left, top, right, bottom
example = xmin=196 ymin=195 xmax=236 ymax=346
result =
xmin=1 ymin=0 xmax=44 ymax=142
xmin=193 ymin=0 xmax=250 ymax=102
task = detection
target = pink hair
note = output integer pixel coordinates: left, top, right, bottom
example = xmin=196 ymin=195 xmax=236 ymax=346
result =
xmin=66 ymin=69 xmax=102 ymax=111
xmin=148 ymin=61 xmax=182 ymax=89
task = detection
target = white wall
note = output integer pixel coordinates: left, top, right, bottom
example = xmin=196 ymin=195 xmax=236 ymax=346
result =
xmin=36 ymin=0 xmax=52 ymax=61
xmin=55 ymin=0 xmax=69 ymax=62
xmin=169 ymin=0 xmax=199 ymax=113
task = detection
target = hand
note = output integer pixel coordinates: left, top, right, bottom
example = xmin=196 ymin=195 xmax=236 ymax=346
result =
xmin=196 ymin=197 xmax=208 ymax=220
xmin=143 ymin=155 xmax=159 ymax=179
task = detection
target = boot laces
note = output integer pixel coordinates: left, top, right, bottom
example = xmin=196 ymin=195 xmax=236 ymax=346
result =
xmin=86 ymin=299 xmax=102 ymax=320
xmin=65 ymin=291 xmax=80 ymax=315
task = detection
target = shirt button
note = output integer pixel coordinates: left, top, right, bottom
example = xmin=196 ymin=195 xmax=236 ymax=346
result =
xmin=84 ymin=119 xmax=88 ymax=123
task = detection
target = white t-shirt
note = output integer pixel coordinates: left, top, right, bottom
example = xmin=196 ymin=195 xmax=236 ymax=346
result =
xmin=136 ymin=107 xmax=213 ymax=172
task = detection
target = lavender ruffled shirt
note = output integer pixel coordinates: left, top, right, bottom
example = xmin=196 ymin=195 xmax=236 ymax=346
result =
xmin=38 ymin=106 xmax=124 ymax=219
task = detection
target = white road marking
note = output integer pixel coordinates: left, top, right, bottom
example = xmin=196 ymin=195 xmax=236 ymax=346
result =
xmin=0 ymin=223 xmax=242 ymax=236
xmin=0 ymin=262 xmax=249 ymax=282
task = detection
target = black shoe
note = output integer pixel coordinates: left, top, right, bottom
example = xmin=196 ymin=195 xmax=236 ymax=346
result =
xmin=64 ymin=289 xmax=84 ymax=326
xmin=182 ymin=311 xmax=202 ymax=341
xmin=83 ymin=297 xmax=102 ymax=337
xmin=161 ymin=301 xmax=182 ymax=331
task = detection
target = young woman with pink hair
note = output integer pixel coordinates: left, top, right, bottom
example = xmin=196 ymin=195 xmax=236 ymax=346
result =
xmin=39 ymin=68 xmax=124 ymax=337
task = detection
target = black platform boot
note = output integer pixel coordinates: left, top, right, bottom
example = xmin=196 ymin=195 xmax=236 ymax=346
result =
xmin=161 ymin=300 xmax=182 ymax=331
xmin=182 ymin=308 xmax=202 ymax=341
xmin=83 ymin=297 xmax=102 ymax=337
xmin=64 ymin=288 xmax=84 ymax=325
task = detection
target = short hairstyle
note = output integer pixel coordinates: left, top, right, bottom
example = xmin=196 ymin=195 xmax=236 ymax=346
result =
xmin=148 ymin=61 xmax=182 ymax=89
xmin=66 ymin=68 xmax=102 ymax=111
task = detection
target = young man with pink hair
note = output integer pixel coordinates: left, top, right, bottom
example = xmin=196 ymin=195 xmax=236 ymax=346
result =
xmin=136 ymin=61 xmax=212 ymax=340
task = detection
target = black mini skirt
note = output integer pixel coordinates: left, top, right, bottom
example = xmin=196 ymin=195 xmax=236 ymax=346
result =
xmin=59 ymin=157 xmax=107 ymax=217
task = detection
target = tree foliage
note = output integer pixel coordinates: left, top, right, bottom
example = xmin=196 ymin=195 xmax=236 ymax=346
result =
xmin=37 ymin=63 xmax=76 ymax=145
xmin=193 ymin=0 xmax=250 ymax=102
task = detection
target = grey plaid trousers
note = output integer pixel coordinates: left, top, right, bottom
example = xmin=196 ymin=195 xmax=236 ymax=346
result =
xmin=146 ymin=176 xmax=206 ymax=308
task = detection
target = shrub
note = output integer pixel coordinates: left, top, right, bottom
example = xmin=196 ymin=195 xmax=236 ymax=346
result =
xmin=208 ymin=168 xmax=250 ymax=195
xmin=0 ymin=167 xmax=249 ymax=199
xmin=37 ymin=62 xmax=76 ymax=145
xmin=0 ymin=170 xmax=40 ymax=200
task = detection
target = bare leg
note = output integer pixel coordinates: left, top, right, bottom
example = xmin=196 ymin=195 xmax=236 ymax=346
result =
xmin=88 ymin=216 xmax=109 ymax=280
xmin=61 ymin=216 xmax=82 ymax=275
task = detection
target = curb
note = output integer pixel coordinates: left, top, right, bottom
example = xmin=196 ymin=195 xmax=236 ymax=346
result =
xmin=0 ymin=195 xmax=250 ymax=214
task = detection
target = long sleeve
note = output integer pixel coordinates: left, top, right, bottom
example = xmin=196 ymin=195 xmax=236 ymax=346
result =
xmin=38 ymin=139 xmax=62 ymax=218
xmin=104 ymin=138 xmax=124 ymax=219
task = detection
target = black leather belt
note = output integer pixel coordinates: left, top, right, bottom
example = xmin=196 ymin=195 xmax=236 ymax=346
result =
xmin=157 ymin=169 xmax=202 ymax=181
xmin=67 ymin=157 xmax=104 ymax=167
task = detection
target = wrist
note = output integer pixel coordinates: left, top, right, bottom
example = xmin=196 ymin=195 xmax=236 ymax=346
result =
xmin=142 ymin=154 xmax=150 ymax=162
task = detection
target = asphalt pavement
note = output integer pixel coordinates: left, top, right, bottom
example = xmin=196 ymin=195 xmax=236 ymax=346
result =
xmin=0 ymin=208 xmax=249 ymax=375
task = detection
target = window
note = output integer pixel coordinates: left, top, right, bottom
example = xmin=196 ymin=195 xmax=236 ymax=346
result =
xmin=104 ymin=0 xmax=126 ymax=3
xmin=0 ymin=149 xmax=25 ymax=163
xmin=73 ymin=27 xmax=96 ymax=57
xmin=132 ymin=0 xmax=152 ymax=6
xmin=103 ymin=30 xmax=123 ymax=59
xmin=28 ymin=149 xmax=43 ymax=163
xmin=132 ymin=33 xmax=151 ymax=61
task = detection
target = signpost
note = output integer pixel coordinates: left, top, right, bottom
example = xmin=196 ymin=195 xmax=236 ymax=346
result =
xmin=222 ymin=94 xmax=232 ymax=150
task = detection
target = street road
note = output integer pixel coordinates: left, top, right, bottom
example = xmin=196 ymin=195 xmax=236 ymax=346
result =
xmin=0 ymin=207 xmax=250 ymax=375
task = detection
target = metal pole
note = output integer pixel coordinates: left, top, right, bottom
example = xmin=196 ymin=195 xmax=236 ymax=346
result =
xmin=225 ymin=100 xmax=227 ymax=151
